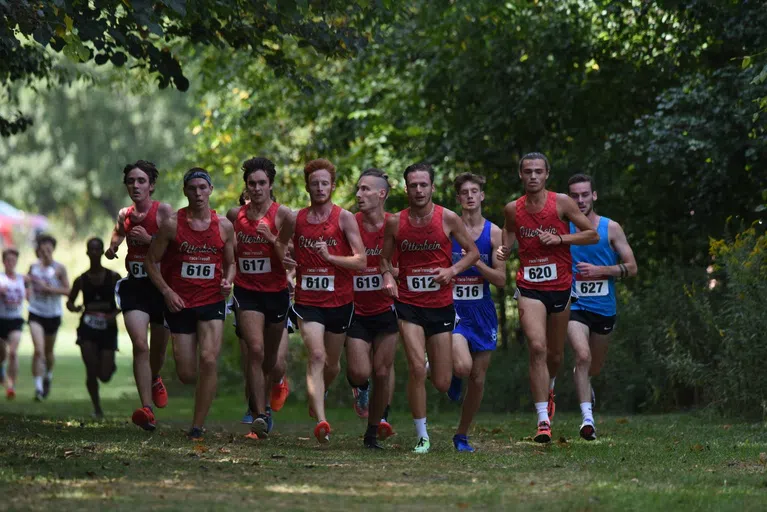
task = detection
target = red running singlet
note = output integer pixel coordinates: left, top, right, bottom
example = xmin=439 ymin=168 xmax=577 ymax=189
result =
xmin=233 ymin=202 xmax=287 ymax=293
xmin=162 ymin=208 xmax=225 ymax=308
xmin=353 ymin=212 xmax=393 ymax=317
xmin=124 ymin=200 xmax=160 ymax=279
xmin=396 ymin=205 xmax=453 ymax=308
xmin=293 ymin=205 xmax=354 ymax=308
xmin=515 ymin=191 xmax=572 ymax=291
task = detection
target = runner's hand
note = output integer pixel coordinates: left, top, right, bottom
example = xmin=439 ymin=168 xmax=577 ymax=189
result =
xmin=575 ymin=262 xmax=603 ymax=279
xmin=127 ymin=226 xmax=152 ymax=245
xmin=282 ymin=255 xmax=297 ymax=270
xmin=314 ymin=241 xmax=330 ymax=262
xmin=256 ymin=222 xmax=276 ymax=244
xmin=383 ymin=272 xmax=398 ymax=299
xmin=66 ymin=301 xmax=83 ymax=313
xmin=496 ymin=245 xmax=511 ymax=261
xmin=220 ymin=278 xmax=233 ymax=296
xmin=536 ymin=229 xmax=561 ymax=246
xmin=434 ymin=266 xmax=456 ymax=286
xmin=163 ymin=289 xmax=185 ymax=313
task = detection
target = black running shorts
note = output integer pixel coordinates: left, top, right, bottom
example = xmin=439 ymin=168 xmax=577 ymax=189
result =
xmin=292 ymin=302 xmax=354 ymax=334
xmin=164 ymin=301 xmax=227 ymax=335
xmin=514 ymin=286 xmax=575 ymax=315
xmin=570 ymin=309 xmax=616 ymax=335
xmin=346 ymin=307 xmax=399 ymax=343
xmin=116 ymin=277 xmax=165 ymax=325
xmin=233 ymin=286 xmax=290 ymax=325
xmin=394 ymin=301 xmax=456 ymax=338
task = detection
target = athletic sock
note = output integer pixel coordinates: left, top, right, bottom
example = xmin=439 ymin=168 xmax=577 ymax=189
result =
xmin=365 ymin=424 xmax=378 ymax=439
xmin=580 ymin=402 xmax=594 ymax=423
xmin=549 ymin=377 xmax=556 ymax=391
xmin=381 ymin=404 xmax=391 ymax=422
xmin=535 ymin=402 xmax=549 ymax=424
xmin=45 ymin=371 xmax=53 ymax=381
xmin=414 ymin=417 xmax=428 ymax=440
xmin=34 ymin=376 xmax=43 ymax=392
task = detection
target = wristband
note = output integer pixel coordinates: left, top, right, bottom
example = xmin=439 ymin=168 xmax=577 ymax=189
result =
xmin=382 ymin=269 xmax=392 ymax=277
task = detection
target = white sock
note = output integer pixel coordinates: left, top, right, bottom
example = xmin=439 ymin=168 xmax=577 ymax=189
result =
xmin=34 ymin=376 xmax=43 ymax=392
xmin=580 ymin=402 xmax=594 ymax=423
xmin=549 ymin=377 xmax=556 ymax=391
xmin=45 ymin=371 xmax=53 ymax=380
xmin=414 ymin=417 xmax=428 ymax=440
xmin=535 ymin=402 xmax=549 ymax=424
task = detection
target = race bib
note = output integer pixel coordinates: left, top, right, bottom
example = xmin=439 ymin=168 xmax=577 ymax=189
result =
xmin=301 ymin=274 xmax=335 ymax=291
xmin=128 ymin=261 xmax=147 ymax=278
xmin=407 ymin=275 xmax=440 ymax=292
xmin=354 ymin=274 xmax=382 ymax=292
xmin=83 ymin=314 xmax=108 ymax=330
xmin=181 ymin=262 xmax=215 ymax=280
xmin=239 ymin=257 xmax=271 ymax=274
xmin=523 ymin=263 xmax=557 ymax=283
xmin=453 ymin=275 xmax=483 ymax=300
xmin=576 ymin=279 xmax=609 ymax=297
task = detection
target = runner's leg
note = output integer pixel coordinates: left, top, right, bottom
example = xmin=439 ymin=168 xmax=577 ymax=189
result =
xmin=192 ymin=319 xmax=224 ymax=428
xmin=79 ymin=340 xmax=103 ymax=415
xmin=239 ymin=310 xmax=268 ymax=415
xmin=300 ymin=320 xmax=329 ymax=422
xmin=124 ymin=310 xmax=153 ymax=406
xmin=6 ymin=330 xmax=21 ymax=389
xmin=456 ymin=351 xmax=492 ymax=436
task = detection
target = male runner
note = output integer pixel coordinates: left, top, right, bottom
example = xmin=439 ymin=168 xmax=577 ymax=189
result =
xmin=380 ymin=162 xmax=479 ymax=453
xmin=27 ymin=234 xmax=69 ymax=400
xmin=0 ymin=248 xmax=26 ymax=399
xmin=67 ymin=238 xmax=122 ymax=419
xmin=291 ymin=158 xmax=366 ymax=444
xmin=448 ymin=173 xmax=506 ymax=452
xmin=106 ymin=160 xmax=173 ymax=430
xmin=550 ymin=173 xmax=637 ymax=440
xmin=226 ymin=157 xmax=294 ymax=438
xmin=145 ymin=167 xmax=235 ymax=440
xmin=497 ymin=153 xmax=598 ymax=443
xmin=345 ymin=168 xmax=399 ymax=449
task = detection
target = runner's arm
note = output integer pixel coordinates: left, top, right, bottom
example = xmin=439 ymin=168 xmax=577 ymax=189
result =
xmin=145 ymin=215 xmax=185 ymax=312
xmin=328 ymin=209 xmax=367 ymax=271
xmin=221 ymin=218 xmax=236 ymax=290
xmin=274 ymin=207 xmax=296 ymax=265
xmin=497 ymin=201 xmax=517 ymax=261
xmin=559 ymin=194 xmax=599 ymax=246
xmin=574 ymin=221 xmax=637 ymax=279
xmin=106 ymin=208 xmax=128 ymax=259
xmin=439 ymin=210 xmax=479 ymax=284
xmin=65 ymin=276 xmax=82 ymax=313
xmin=380 ymin=214 xmax=399 ymax=298
xmin=52 ymin=264 xmax=70 ymax=296
xmin=474 ymin=223 xmax=506 ymax=287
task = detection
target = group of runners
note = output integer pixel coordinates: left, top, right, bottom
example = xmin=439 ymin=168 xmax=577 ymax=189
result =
xmin=0 ymin=151 xmax=637 ymax=452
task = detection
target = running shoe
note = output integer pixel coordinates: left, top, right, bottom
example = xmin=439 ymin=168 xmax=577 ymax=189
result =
xmin=6 ymin=388 xmax=15 ymax=400
xmin=413 ymin=437 xmax=431 ymax=454
xmin=34 ymin=390 xmax=44 ymax=402
xmin=352 ymin=385 xmax=370 ymax=418
xmin=266 ymin=407 xmax=273 ymax=433
xmin=131 ymin=406 xmax=156 ymax=431
xmin=447 ymin=376 xmax=463 ymax=402
xmin=314 ymin=420 xmax=331 ymax=444
xmin=270 ymin=377 xmax=290 ymax=411
xmin=377 ymin=420 xmax=395 ymax=441
xmin=364 ymin=436 xmax=383 ymax=450
xmin=152 ymin=376 xmax=168 ymax=408
xmin=241 ymin=408 xmax=254 ymax=425
xmin=580 ymin=419 xmax=597 ymax=441
xmin=187 ymin=427 xmax=204 ymax=441
xmin=42 ymin=377 xmax=51 ymax=398
xmin=91 ymin=411 xmax=104 ymax=421
xmin=251 ymin=415 xmax=269 ymax=439
xmin=547 ymin=389 xmax=556 ymax=421
xmin=453 ymin=434 xmax=475 ymax=453
xmin=534 ymin=421 xmax=552 ymax=443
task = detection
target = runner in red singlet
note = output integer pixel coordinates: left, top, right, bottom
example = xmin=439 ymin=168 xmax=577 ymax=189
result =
xmin=145 ymin=168 xmax=235 ymax=440
xmin=291 ymin=158 xmax=366 ymax=444
xmin=226 ymin=157 xmax=294 ymax=439
xmin=105 ymin=160 xmax=172 ymax=431
xmin=345 ymin=168 xmax=399 ymax=449
xmin=380 ymin=162 xmax=479 ymax=454
xmin=496 ymin=153 xmax=597 ymax=443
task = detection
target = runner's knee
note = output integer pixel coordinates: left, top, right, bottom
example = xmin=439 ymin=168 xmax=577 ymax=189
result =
xmin=433 ymin=373 xmax=451 ymax=393
xmin=307 ymin=348 xmax=325 ymax=367
xmin=454 ymin=358 xmax=472 ymax=379
xmin=347 ymin=366 xmax=369 ymax=387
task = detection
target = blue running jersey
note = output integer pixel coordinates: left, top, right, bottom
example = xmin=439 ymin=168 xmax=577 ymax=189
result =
xmin=451 ymin=220 xmax=498 ymax=352
xmin=570 ymin=216 xmax=618 ymax=316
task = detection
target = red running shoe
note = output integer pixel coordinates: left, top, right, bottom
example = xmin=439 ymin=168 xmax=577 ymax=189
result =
xmin=152 ymin=377 xmax=168 ymax=408
xmin=534 ymin=421 xmax=552 ymax=443
xmin=377 ymin=420 xmax=395 ymax=441
xmin=314 ymin=421 xmax=331 ymax=444
xmin=131 ymin=406 xmax=156 ymax=431
xmin=270 ymin=377 xmax=289 ymax=412
xmin=6 ymin=388 xmax=15 ymax=400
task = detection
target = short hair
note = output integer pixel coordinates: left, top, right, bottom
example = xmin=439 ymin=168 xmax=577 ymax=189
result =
xmin=242 ymin=157 xmax=276 ymax=185
xmin=519 ymin=152 xmax=551 ymax=173
xmin=304 ymin=159 xmax=336 ymax=184
xmin=36 ymin=233 xmax=57 ymax=249
xmin=404 ymin=162 xmax=434 ymax=185
xmin=453 ymin=172 xmax=486 ymax=194
xmin=358 ymin=168 xmax=391 ymax=197
xmin=123 ymin=160 xmax=159 ymax=186
xmin=568 ymin=173 xmax=595 ymax=192
xmin=2 ymin=248 xmax=19 ymax=261
xmin=86 ymin=237 xmax=104 ymax=250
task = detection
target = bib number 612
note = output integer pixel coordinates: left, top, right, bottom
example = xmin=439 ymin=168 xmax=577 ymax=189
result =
xmin=407 ymin=275 xmax=439 ymax=292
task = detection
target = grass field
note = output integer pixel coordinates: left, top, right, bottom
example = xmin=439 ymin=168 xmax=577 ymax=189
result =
xmin=1 ymin=339 xmax=766 ymax=511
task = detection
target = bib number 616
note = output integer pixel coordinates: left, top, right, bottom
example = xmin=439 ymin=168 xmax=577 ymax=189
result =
xmin=181 ymin=262 xmax=215 ymax=280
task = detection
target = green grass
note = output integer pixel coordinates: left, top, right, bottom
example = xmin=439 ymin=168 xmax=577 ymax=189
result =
xmin=1 ymin=340 xmax=767 ymax=511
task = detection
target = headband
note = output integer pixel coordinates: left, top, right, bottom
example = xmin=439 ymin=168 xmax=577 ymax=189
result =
xmin=184 ymin=170 xmax=212 ymax=186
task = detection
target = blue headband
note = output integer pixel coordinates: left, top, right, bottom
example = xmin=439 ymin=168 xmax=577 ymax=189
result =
xmin=184 ymin=171 xmax=212 ymax=186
